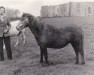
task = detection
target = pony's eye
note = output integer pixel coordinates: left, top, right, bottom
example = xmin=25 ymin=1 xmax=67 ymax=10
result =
xmin=21 ymin=17 xmax=24 ymax=21
xmin=21 ymin=19 xmax=23 ymax=21
xmin=20 ymin=22 xmax=22 ymax=24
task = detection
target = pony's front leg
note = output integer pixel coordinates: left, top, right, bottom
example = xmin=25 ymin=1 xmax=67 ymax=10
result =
xmin=44 ymin=48 xmax=49 ymax=66
xmin=23 ymin=33 xmax=26 ymax=45
xmin=3 ymin=42 xmax=6 ymax=50
xmin=15 ymin=37 xmax=19 ymax=47
xmin=40 ymin=47 xmax=44 ymax=63
xmin=40 ymin=47 xmax=49 ymax=66
xmin=22 ymin=29 xmax=26 ymax=45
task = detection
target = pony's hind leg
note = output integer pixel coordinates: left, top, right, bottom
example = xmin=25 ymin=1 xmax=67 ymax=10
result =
xmin=71 ymin=42 xmax=80 ymax=64
xmin=79 ymin=47 xmax=85 ymax=64
xmin=71 ymin=40 xmax=85 ymax=65
xmin=79 ymin=39 xmax=85 ymax=64
xmin=78 ymin=35 xmax=85 ymax=65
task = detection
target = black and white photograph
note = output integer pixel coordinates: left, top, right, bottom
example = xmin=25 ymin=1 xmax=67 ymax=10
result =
xmin=0 ymin=0 xmax=94 ymax=75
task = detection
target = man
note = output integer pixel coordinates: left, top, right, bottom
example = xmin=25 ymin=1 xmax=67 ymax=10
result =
xmin=0 ymin=6 xmax=12 ymax=61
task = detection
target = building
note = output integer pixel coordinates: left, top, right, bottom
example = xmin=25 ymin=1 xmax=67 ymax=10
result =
xmin=40 ymin=2 xmax=94 ymax=17
xmin=48 ymin=6 xmax=54 ymax=17
xmin=70 ymin=2 xmax=94 ymax=16
xmin=40 ymin=6 xmax=49 ymax=18
xmin=53 ymin=5 xmax=61 ymax=17
xmin=59 ymin=3 xmax=70 ymax=17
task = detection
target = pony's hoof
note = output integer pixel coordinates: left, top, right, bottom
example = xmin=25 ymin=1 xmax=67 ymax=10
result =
xmin=75 ymin=62 xmax=79 ymax=65
xmin=23 ymin=43 xmax=26 ymax=45
xmin=0 ymin=58 xmax=4 ymax=61
xmin=40 ymin=60 xmax=43 ymax=63
xmin=41 ymin=63 xmax=49 ymax=67
xmin=15 ymin=44 xmax=18 ymax=47
xmin=81 ymin=62 xmax=85 ymax=65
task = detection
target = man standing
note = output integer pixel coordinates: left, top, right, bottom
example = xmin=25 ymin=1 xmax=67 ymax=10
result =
xmin=0 ymin=6 xmax=12 ymax=61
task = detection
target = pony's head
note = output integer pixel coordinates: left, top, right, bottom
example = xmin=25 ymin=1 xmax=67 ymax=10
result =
xmin=16 ymin=13 xmax=34 ymax=31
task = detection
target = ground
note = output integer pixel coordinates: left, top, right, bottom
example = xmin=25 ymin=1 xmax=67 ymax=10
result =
xmin=0 ymin=16 xmax=94 ymax=75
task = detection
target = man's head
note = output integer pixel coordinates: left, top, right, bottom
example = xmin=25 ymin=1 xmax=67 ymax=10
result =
xmin=0 ymin=6 xmax=5 ymax=15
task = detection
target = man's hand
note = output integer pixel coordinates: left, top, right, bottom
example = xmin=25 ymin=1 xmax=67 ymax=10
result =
xmin=4 ymin=29 xmax=8 ymax=34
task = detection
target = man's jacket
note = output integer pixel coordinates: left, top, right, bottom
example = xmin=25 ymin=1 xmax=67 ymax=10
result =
xmin=0 ymin=14 xmax=11 ymax=37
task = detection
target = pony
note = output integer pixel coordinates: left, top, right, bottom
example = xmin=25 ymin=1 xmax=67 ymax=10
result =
xmin=16 ymin=13 xmax=85 ymax=66
xmin=3 ymin=20 xmax=26 ymax=49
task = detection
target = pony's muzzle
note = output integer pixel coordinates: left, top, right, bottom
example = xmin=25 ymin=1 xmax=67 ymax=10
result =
xmin=16 ymin=27 xmax=20 ymax=31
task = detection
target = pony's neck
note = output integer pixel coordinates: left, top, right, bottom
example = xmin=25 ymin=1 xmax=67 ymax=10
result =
xmin=28 ymin=17 xmax=43 ymax=36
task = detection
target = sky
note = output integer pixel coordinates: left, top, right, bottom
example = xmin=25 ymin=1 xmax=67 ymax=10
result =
xmin=0 ymin=0 xmax=94 ymax=16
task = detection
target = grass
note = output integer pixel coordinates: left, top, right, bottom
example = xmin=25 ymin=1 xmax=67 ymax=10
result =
xmin=0 ymin=16 xmax=94 ymax=75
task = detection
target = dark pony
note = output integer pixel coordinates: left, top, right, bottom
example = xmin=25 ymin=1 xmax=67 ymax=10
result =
xmin=16 ymin=13 xmax=85 ymax=66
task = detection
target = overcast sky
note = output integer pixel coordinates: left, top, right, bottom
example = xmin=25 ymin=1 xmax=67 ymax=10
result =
xmin=0 ymin=0 xmax=94 ymax=16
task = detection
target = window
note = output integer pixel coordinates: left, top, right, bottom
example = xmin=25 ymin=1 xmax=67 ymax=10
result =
xmin=88 ymin=7 xmax=91 ymax=14
xmin=77 ymin=3 xmax=80 ymax=13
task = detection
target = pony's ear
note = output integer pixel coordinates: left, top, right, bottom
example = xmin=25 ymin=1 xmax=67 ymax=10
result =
xmin=23 ymin=12 xmax=25 ymax=15
xmin=23 ymin=12 xmax=27 ymax=15
xmin=22 ymin=12 xmax=26 ymax=17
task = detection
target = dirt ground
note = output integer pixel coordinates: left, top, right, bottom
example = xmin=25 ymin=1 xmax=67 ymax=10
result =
xmin=0 ymin=16 xmax=94 ymax=75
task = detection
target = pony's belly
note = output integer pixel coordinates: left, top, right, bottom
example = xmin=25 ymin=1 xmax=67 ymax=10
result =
xmin=47 ymin=42 xmax=69 ymax=49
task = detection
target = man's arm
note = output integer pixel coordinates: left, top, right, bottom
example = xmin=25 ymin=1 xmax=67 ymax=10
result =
xmin=7 ymin=18 xmax=11 ymax=32
xmin=4 ymin=18 xmax=11 ymax=34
